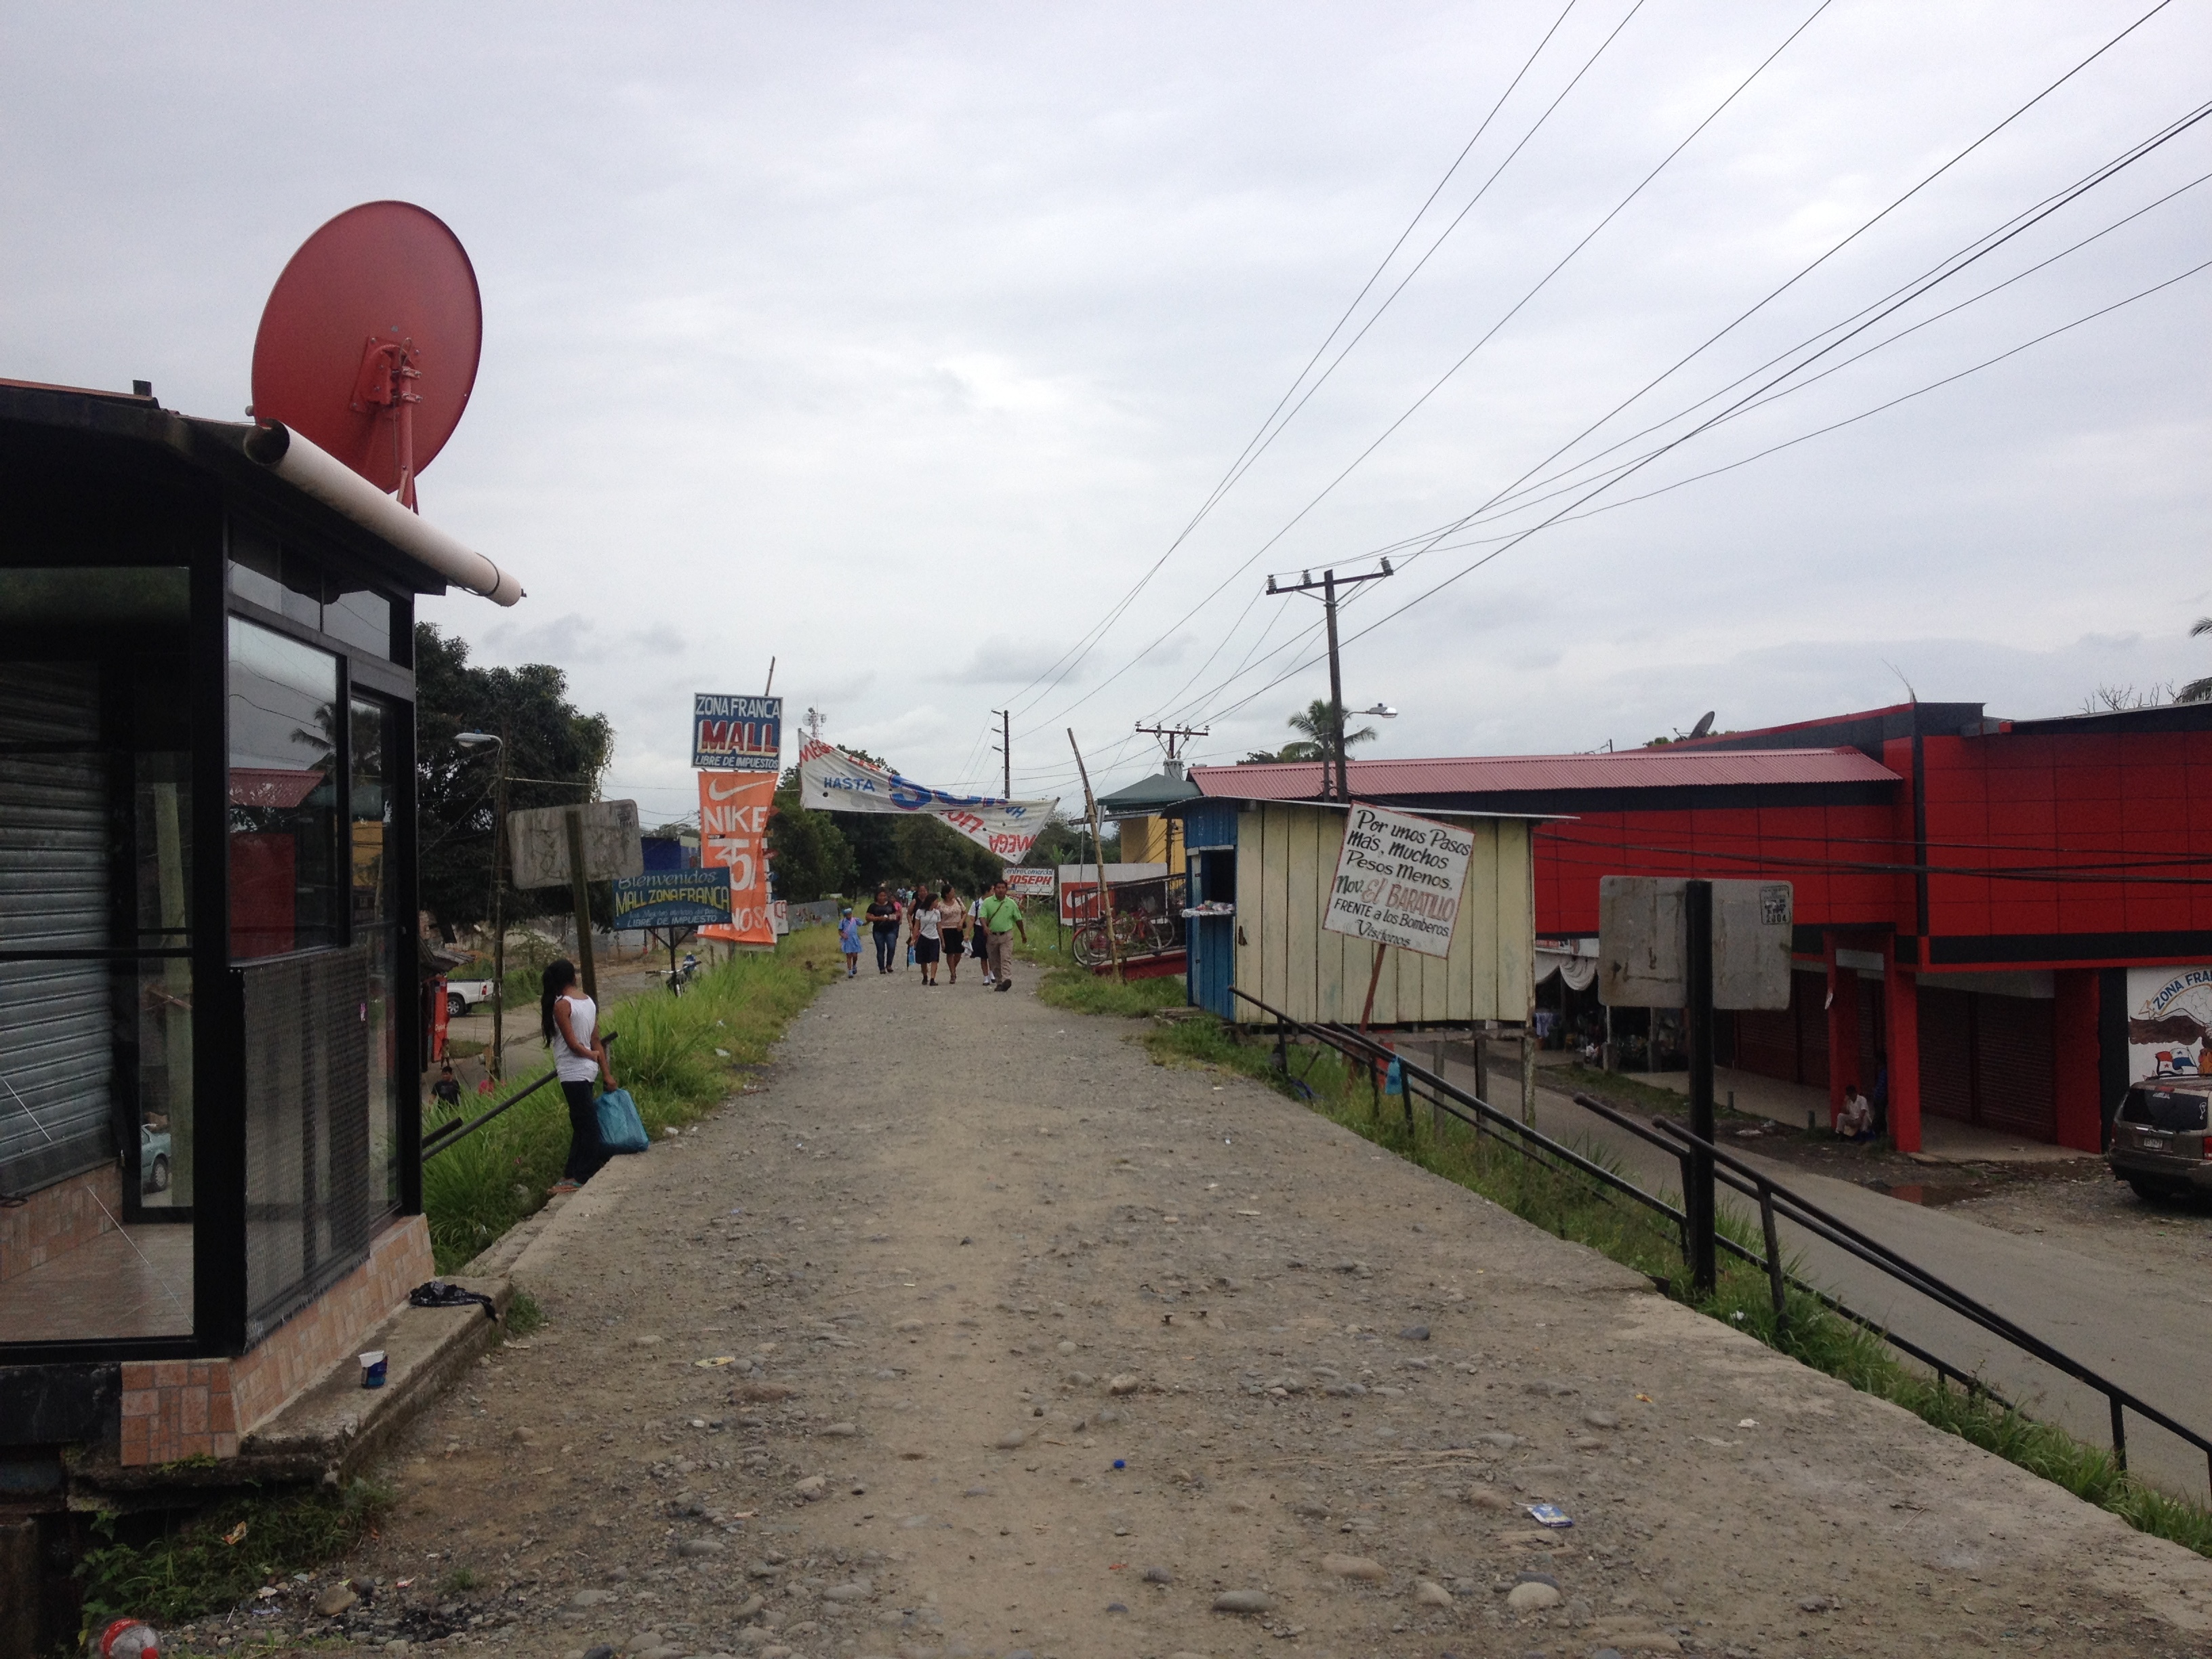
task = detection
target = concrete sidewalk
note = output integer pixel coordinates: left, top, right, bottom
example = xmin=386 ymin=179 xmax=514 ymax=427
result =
xmin=1611 ymin=1060 xmax=2089 ymax=1166
xmin=1434 ymin=1051 xmax=2212 ymax=1504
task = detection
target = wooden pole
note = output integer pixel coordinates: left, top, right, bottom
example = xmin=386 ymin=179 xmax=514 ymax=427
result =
xmin=564 ymin=806 xmax=599 ymax=1002
xmin=1067 ymin=729 xmax=1122 ymax=979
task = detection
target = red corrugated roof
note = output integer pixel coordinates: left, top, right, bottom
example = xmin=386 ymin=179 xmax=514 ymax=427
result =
xmin=1189 ymin=746 xmax=1898 ymax=800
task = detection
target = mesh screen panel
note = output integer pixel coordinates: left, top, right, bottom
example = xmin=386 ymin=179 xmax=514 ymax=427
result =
xmin=242 ymin=943 xmax=371 ymax=1336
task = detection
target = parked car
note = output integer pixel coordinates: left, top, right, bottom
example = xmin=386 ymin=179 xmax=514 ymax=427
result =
xmin=2106 ymin=1079 xmax=2212 ymax=1201
xmin=445 ymin=978 xmax=497 ymax=1018
xmin=140 ymin=1123 xmax=171 ymax=1193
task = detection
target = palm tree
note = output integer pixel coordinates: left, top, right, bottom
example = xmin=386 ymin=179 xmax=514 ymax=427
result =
xmin=2184 ymin=619 xmax=2212 ymax=704
xmin=1286 ymin=699 xmax=1378 ymax=768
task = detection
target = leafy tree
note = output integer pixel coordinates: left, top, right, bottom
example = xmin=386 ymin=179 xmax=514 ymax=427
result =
xmin=2183 ymin=618 xmax=2212 ymax=704
xmin=888 ymin=815 xmax=1005 ymax=896
xmin=766 ymin=769 xmax=857 ymax=901
xmin=415 ymin=623 xmax=613 ymax=933
xmin=1025 ymin=815 xmax=1115 ymax=867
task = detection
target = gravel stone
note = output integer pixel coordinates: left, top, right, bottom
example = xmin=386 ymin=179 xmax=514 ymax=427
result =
xmin=1212 ymin=1589 xmax=1275 ymax=1614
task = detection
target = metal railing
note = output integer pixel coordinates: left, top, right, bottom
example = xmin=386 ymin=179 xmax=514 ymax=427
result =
xmin=421 ymin=1070 xmax=558 ymax=1160
xmin=421 ymin=1030 xmax=619 ymax=1162
xmin=1231 ymin=987 xmax=2212 ymax=1486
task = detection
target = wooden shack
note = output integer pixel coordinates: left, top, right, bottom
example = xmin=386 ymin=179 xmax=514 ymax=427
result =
xmin=1171 ymin=764 xmax=1536 ymax=1029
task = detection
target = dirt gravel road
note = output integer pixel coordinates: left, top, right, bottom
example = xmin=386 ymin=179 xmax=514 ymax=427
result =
xmin=226 ymin=969 xmax=2212 ymax=1659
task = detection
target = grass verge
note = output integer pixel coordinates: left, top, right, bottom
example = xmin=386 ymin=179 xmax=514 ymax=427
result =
xmin=420 ymin=925 xmax=841 ymax=1270
xmin=1135 ymin=1011 xmax=2212 ymax=1561
xmin=1015 ymin=903 xmax=1190 ymax=1018
xmin=76 ymin=1479 xmax=391 ymax=1632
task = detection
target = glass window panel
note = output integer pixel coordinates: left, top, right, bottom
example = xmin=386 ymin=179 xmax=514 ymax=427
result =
xmin=0 ymin=662 xmax=112 ymax=1193
xmin=241 ymin=943 xmax=372 ymax=1334
xmin=228 ymin=617 xmax=342 ymax=960
xmin=0 ymin=594 xmax=197 ymax=1345
xmin=134 ymin=663 xmax=192 ymax=949
xmin=278 ymin=550 xmax=328 ymax=630
xmin=349 ymin=697 xmax=392 ymax=928
xmin=227 ymin=521 xmax=284 ymax=612
xmin=348 ymin=700 xmax=401 ymax=1211
xmin=325 ymin=587 xmax=393 ymax=658
xmin=134 ymin=958 xmax=194 ymax=1212
xmin=364 ymin=926 xmax=401 ymax=1211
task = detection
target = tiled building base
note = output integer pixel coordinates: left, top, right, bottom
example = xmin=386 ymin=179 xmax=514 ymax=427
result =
xmin=117 ymin=1215 xmax=434 ymax=1466
xmin=0 ymin=1164 xmax=121 ymax=1286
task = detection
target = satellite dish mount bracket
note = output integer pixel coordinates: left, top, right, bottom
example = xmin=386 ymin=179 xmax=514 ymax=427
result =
xmin=350 ymin=334 xmax=426 ymax=510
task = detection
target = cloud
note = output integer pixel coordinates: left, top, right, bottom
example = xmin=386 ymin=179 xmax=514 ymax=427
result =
xmin=1 ymin=1 xmax=2203 ymax=796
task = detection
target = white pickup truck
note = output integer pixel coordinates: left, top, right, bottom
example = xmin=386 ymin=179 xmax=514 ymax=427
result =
xmin=444 ymin=979 xmax=497 ymax=1018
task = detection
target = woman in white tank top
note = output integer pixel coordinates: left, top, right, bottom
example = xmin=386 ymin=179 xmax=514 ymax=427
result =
xmin=542 ymin=958 xmax=617 ymax=1192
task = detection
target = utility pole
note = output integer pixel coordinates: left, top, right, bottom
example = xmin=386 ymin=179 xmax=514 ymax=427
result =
xmin=991 ymin=708 xmax=1011 ymax=798
xmin=1132 ymin=722 xmax=1208 ymax=765
xmin=1265 ymin=561 xmax=1392 ymax=802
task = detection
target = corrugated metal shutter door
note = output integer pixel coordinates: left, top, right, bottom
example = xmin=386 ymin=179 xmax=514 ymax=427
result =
xmin=0 ymin=665 xmax=114 ymax=1191
xmin=1732 ymin=1006 xmax=1797 ymax=1084
xmin=1856 ymin=977 xmax=1885 ymax=1094
xmin=1974 ymin=994 xmax=2056 ymax=1140
xmin=1919 ymin=986 xmax=1974 ymax=1123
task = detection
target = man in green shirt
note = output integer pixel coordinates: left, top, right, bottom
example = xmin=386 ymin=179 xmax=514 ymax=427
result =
xmin=977 ymin=879 xmax=1027 ymax=993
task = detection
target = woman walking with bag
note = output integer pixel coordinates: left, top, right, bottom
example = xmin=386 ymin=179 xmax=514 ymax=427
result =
xmin=939 ymin=885 xmax=969 ymax=985
xmin=544 ymin=958 xmax=617 ymax=1193
xmin=912 ymin=886 xmax=945 ymax=985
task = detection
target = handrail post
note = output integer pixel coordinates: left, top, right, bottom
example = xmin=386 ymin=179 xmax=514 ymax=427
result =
xmin=2110 ymin=1395 xmax=2128 ymax=1473
xmin=1684 ymin=878 xmax=1717 ymax=1296
xmin=1759 ymin=1181 xmax=1788 ymax=1341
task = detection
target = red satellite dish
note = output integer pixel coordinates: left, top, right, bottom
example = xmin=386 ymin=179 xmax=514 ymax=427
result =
xmin=250 ymin=201 xmax=482 ymax=509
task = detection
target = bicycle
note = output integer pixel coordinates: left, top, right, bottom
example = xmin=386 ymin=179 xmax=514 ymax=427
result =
xmin=1071 ymin=909 xmax=1176 ymax=967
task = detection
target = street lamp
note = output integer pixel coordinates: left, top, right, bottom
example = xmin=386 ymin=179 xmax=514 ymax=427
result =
xmin=457 ymin=731 xmax=509 ymax=1081
xmin=1361 ymin=703 xmax=1398 ymax=718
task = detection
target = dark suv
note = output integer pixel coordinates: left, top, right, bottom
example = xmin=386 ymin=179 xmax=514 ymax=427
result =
xmin=2108 ymin=1079 xmax=2212 ymax=1201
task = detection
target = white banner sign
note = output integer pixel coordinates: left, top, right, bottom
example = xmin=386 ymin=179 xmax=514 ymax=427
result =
xmin=2125 ymin=965 xmax=2212 ymax=1083
xmin=797 ymin=739 xmax=1059 ymax=862
xmin=1002 ymin=867 xmax=1055 ymax=898
xmin=1322 ymin=804 xmax=1472 ymax=958
xmin=506 ymin=800 xmax=643 ymax=891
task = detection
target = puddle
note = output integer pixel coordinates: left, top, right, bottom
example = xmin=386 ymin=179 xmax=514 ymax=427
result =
xmin=1864 ymin=1179 xmax=1992 ymax=1208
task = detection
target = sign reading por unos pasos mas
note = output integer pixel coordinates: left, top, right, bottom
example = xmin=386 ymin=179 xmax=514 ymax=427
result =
xmin=1323 ymin=805 xmax=1473 ymax=958
xmin=693 ymin=693 xmax=783 ymax=773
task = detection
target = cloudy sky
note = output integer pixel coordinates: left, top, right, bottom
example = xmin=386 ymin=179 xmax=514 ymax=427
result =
xmin=5 ymin=1 xmax=2208 ymax=821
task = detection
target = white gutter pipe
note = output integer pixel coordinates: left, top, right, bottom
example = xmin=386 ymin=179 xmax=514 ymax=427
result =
xmin=241 ymin=421 xmax=525 ymax=607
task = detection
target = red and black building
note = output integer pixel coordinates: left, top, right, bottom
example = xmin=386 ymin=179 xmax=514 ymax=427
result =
xmin=1192 ymin=699 xmax=2212 ymax=1152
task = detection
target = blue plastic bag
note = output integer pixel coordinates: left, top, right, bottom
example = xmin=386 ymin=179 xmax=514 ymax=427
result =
xmin=595 ymin=1088 xmax=649 ymax=1154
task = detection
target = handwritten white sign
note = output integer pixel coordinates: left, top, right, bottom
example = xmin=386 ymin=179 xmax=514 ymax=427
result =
xmin=1323 ymin=804 xmax=1473 ymax=958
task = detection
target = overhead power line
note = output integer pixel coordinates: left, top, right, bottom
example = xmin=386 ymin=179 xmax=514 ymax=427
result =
xmin=995 ymin=0 xmax=1617 ymax=726
xmin=1165 ymin=48 xmax=2208 ymax=729
xmin=1192 ymin=239 xmax=2212 ymax=732
xmin=1020 ymin=0 xmax=1830 ymax=740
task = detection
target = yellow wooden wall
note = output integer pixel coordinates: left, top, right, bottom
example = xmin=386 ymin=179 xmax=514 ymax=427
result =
xmin=1118 ymin=815 xmax=1186 ymax=873
xmin=1231 ymin=802 xmax=1532 ymax=1025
